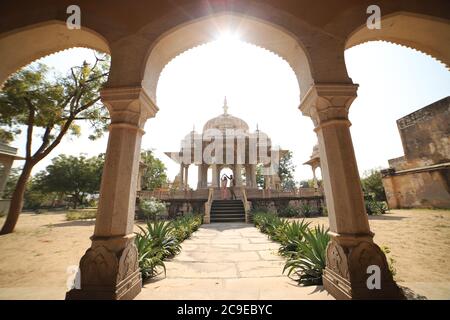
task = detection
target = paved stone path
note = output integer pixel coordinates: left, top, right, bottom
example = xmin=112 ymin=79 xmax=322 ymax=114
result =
xmin=137 ymin=223 xmax=332 ymax=300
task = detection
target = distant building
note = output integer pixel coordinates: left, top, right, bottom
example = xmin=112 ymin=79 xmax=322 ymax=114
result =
xmin=0 ymin=142 xmax=24 ymax=214
xmin=381 ymin=97 xmax=450 ymax=209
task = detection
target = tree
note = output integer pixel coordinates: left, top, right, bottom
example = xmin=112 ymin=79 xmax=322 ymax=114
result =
xmin=140 ymin=150 xmax=168 ymax=191
xmin=37 ymin=154 xmax=104 ymax=208
xmin=361 ymin=168 xmax=387 ymax=202
xmin=255 ymin=164 xmax=265 ymax=189
xmin=0 ymin=54 xmax=109 ymax=234
xmin=278 ymin=151 xmax=296 ymax=191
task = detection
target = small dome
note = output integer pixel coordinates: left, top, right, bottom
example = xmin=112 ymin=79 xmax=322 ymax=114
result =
xmin=203 ymin=113 xmax=249 ymax=132
xmin=202 ymin=97 xmax=249 ymax=133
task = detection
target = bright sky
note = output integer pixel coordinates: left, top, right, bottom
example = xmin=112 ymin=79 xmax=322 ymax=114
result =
xmin=10 ymin=39 xmax=450 ymax=189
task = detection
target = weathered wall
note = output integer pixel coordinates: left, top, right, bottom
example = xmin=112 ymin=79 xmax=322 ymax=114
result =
xmin=383 ymin=97 xmax=450 ymax=209
xmin=395 ymin=96 xmax=450 ymax=169
xmin=383 ymin=169 xmax=450 ymax=209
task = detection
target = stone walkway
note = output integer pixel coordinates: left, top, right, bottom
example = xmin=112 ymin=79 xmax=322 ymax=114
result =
xmin=137 ymin=223 xmax=332 ymax=300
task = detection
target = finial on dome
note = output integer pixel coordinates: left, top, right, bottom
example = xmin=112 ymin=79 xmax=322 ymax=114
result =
xmin=256 ymin=123 xmax=259 ymax=132
xmin=223 ymin=96 xmax=228 ymax=115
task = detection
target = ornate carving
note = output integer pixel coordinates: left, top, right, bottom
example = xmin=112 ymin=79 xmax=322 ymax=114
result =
xmin=118 ymin=242 xmax=139 ymax=282
xmin=348 ymin=241 xmax=392 ymax=283
xmin=79 ymin=245 xmax=118 ymax=288
xmin=326 ymin=240 xmax=349 ymax=279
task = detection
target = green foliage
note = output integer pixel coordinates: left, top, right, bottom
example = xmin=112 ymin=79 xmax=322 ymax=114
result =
xmin=0 ymin=53 xmax=110 ymax=233
xmin=278 ymin=220 xmax=311 ymax=257
xmin=361 ymin=168 xmax=387 ymax=202
xmin=300 ymin=203 xmax=312 ymax=218
xmin=66 ymin=209 xmax=97 ymax=221
xmin=254 ymin=212 xmax=330 ymax=286
xmin=255 ymin=164 xmax=265 ymax=189
xmin=23 ymin=174 xmax=57 ymax=209
xmin=37 ymin=154 xmax=104 ymax=208
xmin=381 ymin=245 xmax=397 ymax=277
xmin=140 ymin=150 xmax=168 ymax=191
xmin=144 ymin=220 xmax=181 ymax=258
xmin=171 ymin=213 xmax=202 ymax=242
xmin=278 ymin=151 xmax=296 ymax=191
xmin=138 ymin=198 xmax=167 ymax=221
xmin=278 ymin=205 xmax=300 ymax=218
xmin=283 ymin=225 xmax=330 ymax=286
xmin=134 ymin=213 xmax=202 ymax=281
xmin=365 ymin=199 xmax=388 ymax=215
xmin=134 ymin=230 xmax=166 ymax=280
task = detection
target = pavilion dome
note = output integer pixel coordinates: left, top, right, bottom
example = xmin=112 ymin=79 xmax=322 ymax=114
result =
xmin=202 ymin=98 xmax=249 ymax=133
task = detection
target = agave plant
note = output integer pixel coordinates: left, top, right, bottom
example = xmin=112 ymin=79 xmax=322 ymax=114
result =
xmin=278 ymin=219 xmax=311 ymax=257
xmin=283 ymin=225 xmax=330 ymax=286
xmin=145 ymin=220 xmax=181 ymax=258
xmin=134 ymin=230 xmax=166 ymax=280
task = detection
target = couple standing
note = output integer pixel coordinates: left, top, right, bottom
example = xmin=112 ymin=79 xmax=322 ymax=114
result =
xmin=220 ymin=173 xmax=237 ymax=200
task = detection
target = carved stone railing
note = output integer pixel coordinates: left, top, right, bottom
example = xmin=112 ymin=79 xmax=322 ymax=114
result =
xmin=203 ymin=188 xmax=214 ymax=224
xmin=245 ymin=187 xmax=323 ymax=199
xmin=241 ymin=187 xmax=251 ymax=223
xmin=137 ymin=189 xmax=209 ymax=200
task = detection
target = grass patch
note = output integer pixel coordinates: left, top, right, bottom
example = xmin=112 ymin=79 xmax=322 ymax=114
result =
xmin=66 ymin=209 xmax=97 ymax=221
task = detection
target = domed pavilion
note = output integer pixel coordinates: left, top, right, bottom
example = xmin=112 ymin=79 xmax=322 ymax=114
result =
xmin=165 ymin=98 xmax=288 ymax=190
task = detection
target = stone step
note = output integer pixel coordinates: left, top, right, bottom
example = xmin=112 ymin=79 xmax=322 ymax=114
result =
xmin=211 ymin=218 xmax=246 ymax=222
xmin=211 ymin=213 xmax=245 ymax=218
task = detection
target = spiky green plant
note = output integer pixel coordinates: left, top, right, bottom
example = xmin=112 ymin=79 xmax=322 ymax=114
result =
xmin=278 ymin=219 xmax=311 ymax=257
xmin=144 ymin=220 xmax=181 ymax=258
xmin=134 ymin=230 xmax=166 ymax=280
xmin=283 ymin=225 xmax=330 ymax=286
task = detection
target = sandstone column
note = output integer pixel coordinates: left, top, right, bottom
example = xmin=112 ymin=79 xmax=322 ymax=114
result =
xmin=184 ymin=164 xmax=189 ymax=190
xmin=211 ymin=164 xmax=219 ymax=187
xmin=300 ymin=84 xmax=403 ymax=300
xmin=179 ymin=164 xmax=184 ymax=190
xmin=66 ymin=86 xmax=158 ymax=300
xmin=197 ymin=165 xmax=203 ymax=189
xmin=235 ymin=163 xmax=243 ymax=186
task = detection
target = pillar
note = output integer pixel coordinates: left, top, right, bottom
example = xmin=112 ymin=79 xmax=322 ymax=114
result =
xmin=197 ymin=165 xmax=203 ymax=189
xmin=312 ymin=165 xmax=318 ymax=188
xmin=184 ymin=165 xmax=189 ymax=190
xmin=197 ymin=164 xmax=207 ymax=189
xmin=250 ymin=164 xmax=257 ymax=188
xmin=235 ymin=164 xmax=243 ymax=186
xmin=66 ymin=86 xmax=158 ymax=300
xmin=211 ymin=164 xmax=219 ymax=187
xmin=179 ymin=164 xmax=184 ymax=190
xmin=300 ymin=84 xmax=403 ymax=300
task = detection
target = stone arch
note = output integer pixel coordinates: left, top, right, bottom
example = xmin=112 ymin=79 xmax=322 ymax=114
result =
xmin=0 ymin=20 xmax=111 ymax=87
xmin=141 ymin=13 xmax=316 ymax=107
xmin=345 ymin=12 xmax=450 ymax=68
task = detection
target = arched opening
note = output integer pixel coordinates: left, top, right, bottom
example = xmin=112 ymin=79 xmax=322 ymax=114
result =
xmin=0 ymin=21 xmax=110 ymax=87
xmin=345 ymin=12 xmax=450 ymax=68
xmin=344 ymin=17 xmax=450 ymax=298
xmin=142 ymin=13 xmax=314 ymax=107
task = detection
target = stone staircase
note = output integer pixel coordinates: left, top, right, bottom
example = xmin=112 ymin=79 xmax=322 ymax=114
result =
xmin=210 ymin=199 xmax=246 ymax=223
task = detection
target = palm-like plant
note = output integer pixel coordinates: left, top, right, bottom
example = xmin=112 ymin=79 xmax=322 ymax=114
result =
xmin=145 ymin=220 xmax=181 ymax=258
xmin=283 ymin=225 xmax=330 ymax=286
xmin=134 ymin=230 xmax=166 ymax=280
xmin=278 ymin=219 xmax=311 ymax=257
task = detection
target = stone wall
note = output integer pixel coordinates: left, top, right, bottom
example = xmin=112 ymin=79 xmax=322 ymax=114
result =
xmin=382 ymin=97 xmax=450 ymax=209
xmin=395 ymin=96 xmax=450 ymax=169
xmin=383 ymin=169 xmax=450 ymax=209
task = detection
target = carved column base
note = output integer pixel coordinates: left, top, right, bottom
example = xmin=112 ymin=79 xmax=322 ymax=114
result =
xmin=323 ymin=236 xmax=405 ymax=300
xmin=66 ymin=235 xmax=142 ymax=300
